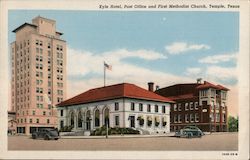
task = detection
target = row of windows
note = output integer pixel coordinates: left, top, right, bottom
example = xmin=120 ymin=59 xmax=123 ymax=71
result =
xmin=16 ymin=95 xmax=30 ymax=103
xmin=16 ymin=109 xmax=51 ymax=116
xmin=113 ymin=102 xmax=166 ymax=113
xmin=57 ymin=90 xmax=63 ymax=95
xmin=15 ymin=56 xmax=30 ymax=66
xmin=36 ymin=63 xmax=43 ymax=70
xmin=174 ymin=102 xmax=199 ymax=111
xmin=16 ymin=72 xmax=30 ymax=80
xmin=15 ymin=40 xmax=29 ymax=51
xmin=200 ymin=90 xmax=208 ymax=97
xmin=57 ymin=52 xmax=63 ymax=59
xmin=16 ymin=80 xmax=30 ymax=89
xmin=173 ymin=113 xmax=199 ymax=123
xmin=36 ymin=87 xmax=43 ymax=94
xmin=17 ymin=118 xmax=50 ymax=124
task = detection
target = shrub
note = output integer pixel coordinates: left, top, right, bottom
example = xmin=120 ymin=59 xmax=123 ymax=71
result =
xmin=90 ymin=127 xmax=140 ymax=136
xmin=59 ymin=125 xmax=73 ymax=132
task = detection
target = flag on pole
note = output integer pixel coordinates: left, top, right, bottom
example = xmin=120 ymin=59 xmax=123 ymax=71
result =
xmin=104 ymin=62 xmax=112 ymax=71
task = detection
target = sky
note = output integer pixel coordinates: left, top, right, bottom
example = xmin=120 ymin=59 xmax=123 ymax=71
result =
xmin=8 ymin=10 xmax=239 ymax=116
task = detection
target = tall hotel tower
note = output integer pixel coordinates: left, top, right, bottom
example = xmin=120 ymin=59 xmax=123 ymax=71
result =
xmin=10 ymin=16 xmax=67 ymax=134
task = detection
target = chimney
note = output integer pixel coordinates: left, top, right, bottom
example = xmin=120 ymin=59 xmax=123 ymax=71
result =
xmin=156 ymin=85 xmax=160 ymax=90
xmin=148 ymin=82 xmax=154 ymax=92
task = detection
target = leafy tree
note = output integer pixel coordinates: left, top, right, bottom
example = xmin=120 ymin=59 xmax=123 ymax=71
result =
xmin=228 ymin=116 xmax=238 ymax=132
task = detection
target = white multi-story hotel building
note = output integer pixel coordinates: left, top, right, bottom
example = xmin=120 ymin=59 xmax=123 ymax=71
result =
xmin=10 ymin=16 xmax=67 ymax=134
xmin=57 ymin=83 xmax=173 ymax=135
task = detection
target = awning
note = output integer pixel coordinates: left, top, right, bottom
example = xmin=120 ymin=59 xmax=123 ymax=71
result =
xmin=155 ymin=116 xmax=160 ymax=122
xmin=147 ymin=116 xmax=152 ymax=121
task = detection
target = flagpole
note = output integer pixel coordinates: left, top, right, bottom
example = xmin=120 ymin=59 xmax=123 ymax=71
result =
xmin=104 ymin=62 xmax=106 ymax=87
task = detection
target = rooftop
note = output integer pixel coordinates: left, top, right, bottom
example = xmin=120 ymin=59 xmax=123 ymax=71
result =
xmin=57 ymin=83 xmax=174 ymax=107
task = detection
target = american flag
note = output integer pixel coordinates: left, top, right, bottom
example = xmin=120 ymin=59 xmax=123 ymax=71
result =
xmin=104 ymin=62 xmax=112 ymax=70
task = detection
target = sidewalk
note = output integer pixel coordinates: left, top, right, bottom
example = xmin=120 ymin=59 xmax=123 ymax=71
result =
xmin=60 ymin=132 xmax=176 ymax=139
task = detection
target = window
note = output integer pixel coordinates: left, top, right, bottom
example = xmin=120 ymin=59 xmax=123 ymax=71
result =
xmin=114 ymin=102 xmax=119 ymax=111
xmin=36 ymin=119 xmax=39 ymax=123
xmin=195 ymin=113 xmax=199 ymax=122
xmin=29 ymin=119 xmax=32 ymax=123
xmin=47 ymin=119 xmax=50 ymax=124
xmin=190 ymin=114 xmax=194 ymax=122
xmin=115 ymin=116 xmax=119 ymax=126
xmin=155 ymin=105 xmax=158 ymax=113
xmin=190 ymin=102 xmax=194 ymax=110
xmin=147 ymin=104 xmax=151 ymax=112
xmin=139 ymin=103 xmax=143 ymax=111
xmin=178 ymin=115 xmax=182 ymax=123
xmin=60 ymin=110 xmax=64 ymax=116
xmin=185 ymin=103 xmax=189 ymax=110
xmin=60 ymin=120 xmax=64 ymax=129
xmin=216 ymin=113 xmax=220 ymax=122
xmin=33 ymin=111 xmax=35 ymax=115
xmin=162 ymin=105 xmax=166 ymax=113
xmin=131 ymin=102 xmax=135 ymax=111
xmin=178 ymin=103 xmax=182 ymax=111
xmin=195 ymin=102 xmax=199 ymax=110
xmin=174 ymin=104 xmax=177 ymax=111
xmin=185 ymin=114 xmax=189 ymax=122
xmin=43 ymin=111 xmax=46 ymax=115
xmin=174 ymin=115 xmax=178 ymax=123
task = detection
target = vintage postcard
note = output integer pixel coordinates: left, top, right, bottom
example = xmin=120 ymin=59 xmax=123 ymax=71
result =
xmin=0 ymin=0 xmax=249 ymax=159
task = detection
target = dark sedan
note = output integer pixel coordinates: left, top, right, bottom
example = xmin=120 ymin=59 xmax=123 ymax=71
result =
xmin=31 ymin=128 xmax=59 ymax=140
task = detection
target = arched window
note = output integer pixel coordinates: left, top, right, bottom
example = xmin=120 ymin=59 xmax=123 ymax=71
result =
xmin=70 ymin=112 xmax=75 ymax=127
xmin=94 ymin=109 xmax=100 ymax=127
xmin=103 ymin=108 xmax=110 ymax=127
xmin=86 ymin=110 xmax=91 ymax=130
xmin=78 ymin=111 xmax=83 ymax=128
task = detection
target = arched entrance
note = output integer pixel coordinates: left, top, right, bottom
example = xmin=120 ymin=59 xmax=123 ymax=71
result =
xmin=78 ymin=111 xmax=83 ymax=128
xmin=94 ymin=109 xmax=100 ymax=127
xmin=103 ymin=108 xmax=110 ymax=127
xmin=86 ymin=110 xmax=91 ymax=130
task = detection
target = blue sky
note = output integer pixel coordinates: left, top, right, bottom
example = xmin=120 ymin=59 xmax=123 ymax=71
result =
xmin=9 ymin=10 xmax=239 ymax=95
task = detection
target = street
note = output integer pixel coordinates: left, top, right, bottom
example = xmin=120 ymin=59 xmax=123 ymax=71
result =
xmin=8 ymin=132 xmax=238 ymax=151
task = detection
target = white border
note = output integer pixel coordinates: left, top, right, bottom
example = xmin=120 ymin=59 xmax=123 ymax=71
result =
xmin=0 ymin=0 xmax=249 ymax=159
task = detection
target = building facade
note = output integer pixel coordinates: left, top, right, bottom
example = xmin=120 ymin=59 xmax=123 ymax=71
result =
xmin=8 ymin=111 xmax=17 ymax=135
xmin=57 ymin=83 xmax=172 ymax=135
xmin=155 ymin=80 xmax=229 ymax=132
xmin=10 ymin=16 xmax=67 ymax=134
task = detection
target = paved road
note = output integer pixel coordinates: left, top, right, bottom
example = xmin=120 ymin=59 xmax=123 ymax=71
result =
xmin=8 ymin=132 xmax=238 ymax=151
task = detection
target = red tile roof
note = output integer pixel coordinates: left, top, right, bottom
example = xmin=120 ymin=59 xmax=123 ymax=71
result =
xmin=57 ymin=83 xmax=174 ymax=107
xmin=196 ymin=81 xmax=229 ymax=90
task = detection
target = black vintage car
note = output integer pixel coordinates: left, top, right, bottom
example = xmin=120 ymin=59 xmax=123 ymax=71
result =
xmin=31 ymin=128 xmax=59 ymax=140
xmin=175 ymin=126 xmax=205 ymax=138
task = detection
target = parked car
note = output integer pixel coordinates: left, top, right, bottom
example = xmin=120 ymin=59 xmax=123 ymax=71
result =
xmin=175 ymin=126 xmax=204 ymax=138
xmin=31 ymin=128 xmax=59 ymax=140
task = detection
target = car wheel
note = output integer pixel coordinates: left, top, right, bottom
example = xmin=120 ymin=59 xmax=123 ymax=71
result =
xmin=55 ymin=138 xmax=58 ymax=140
xmin=32 ymin=134 xmax=37 ymax=139
xmin=44 ymin=135 xmax=50 ymax=140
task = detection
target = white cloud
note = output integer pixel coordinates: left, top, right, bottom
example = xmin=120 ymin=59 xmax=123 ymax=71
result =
xmin=206 ymin=66 xmax=237 ymax=81
xmin=165 ymin=42 xmax=210 ymax=54
xmin=199 ymin=53 xmax=237 ymax=64
xmin=67 ymin=47 xmax=191 ymax=97
xmin=186 ymin=67 xmax=202 ymax=76
xmin=67 ymin=47 xmax=167 ymax=77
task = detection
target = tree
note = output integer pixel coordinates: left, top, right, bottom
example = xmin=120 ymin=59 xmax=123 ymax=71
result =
xmin=228 ymin=116 xmax=238 ymax=132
